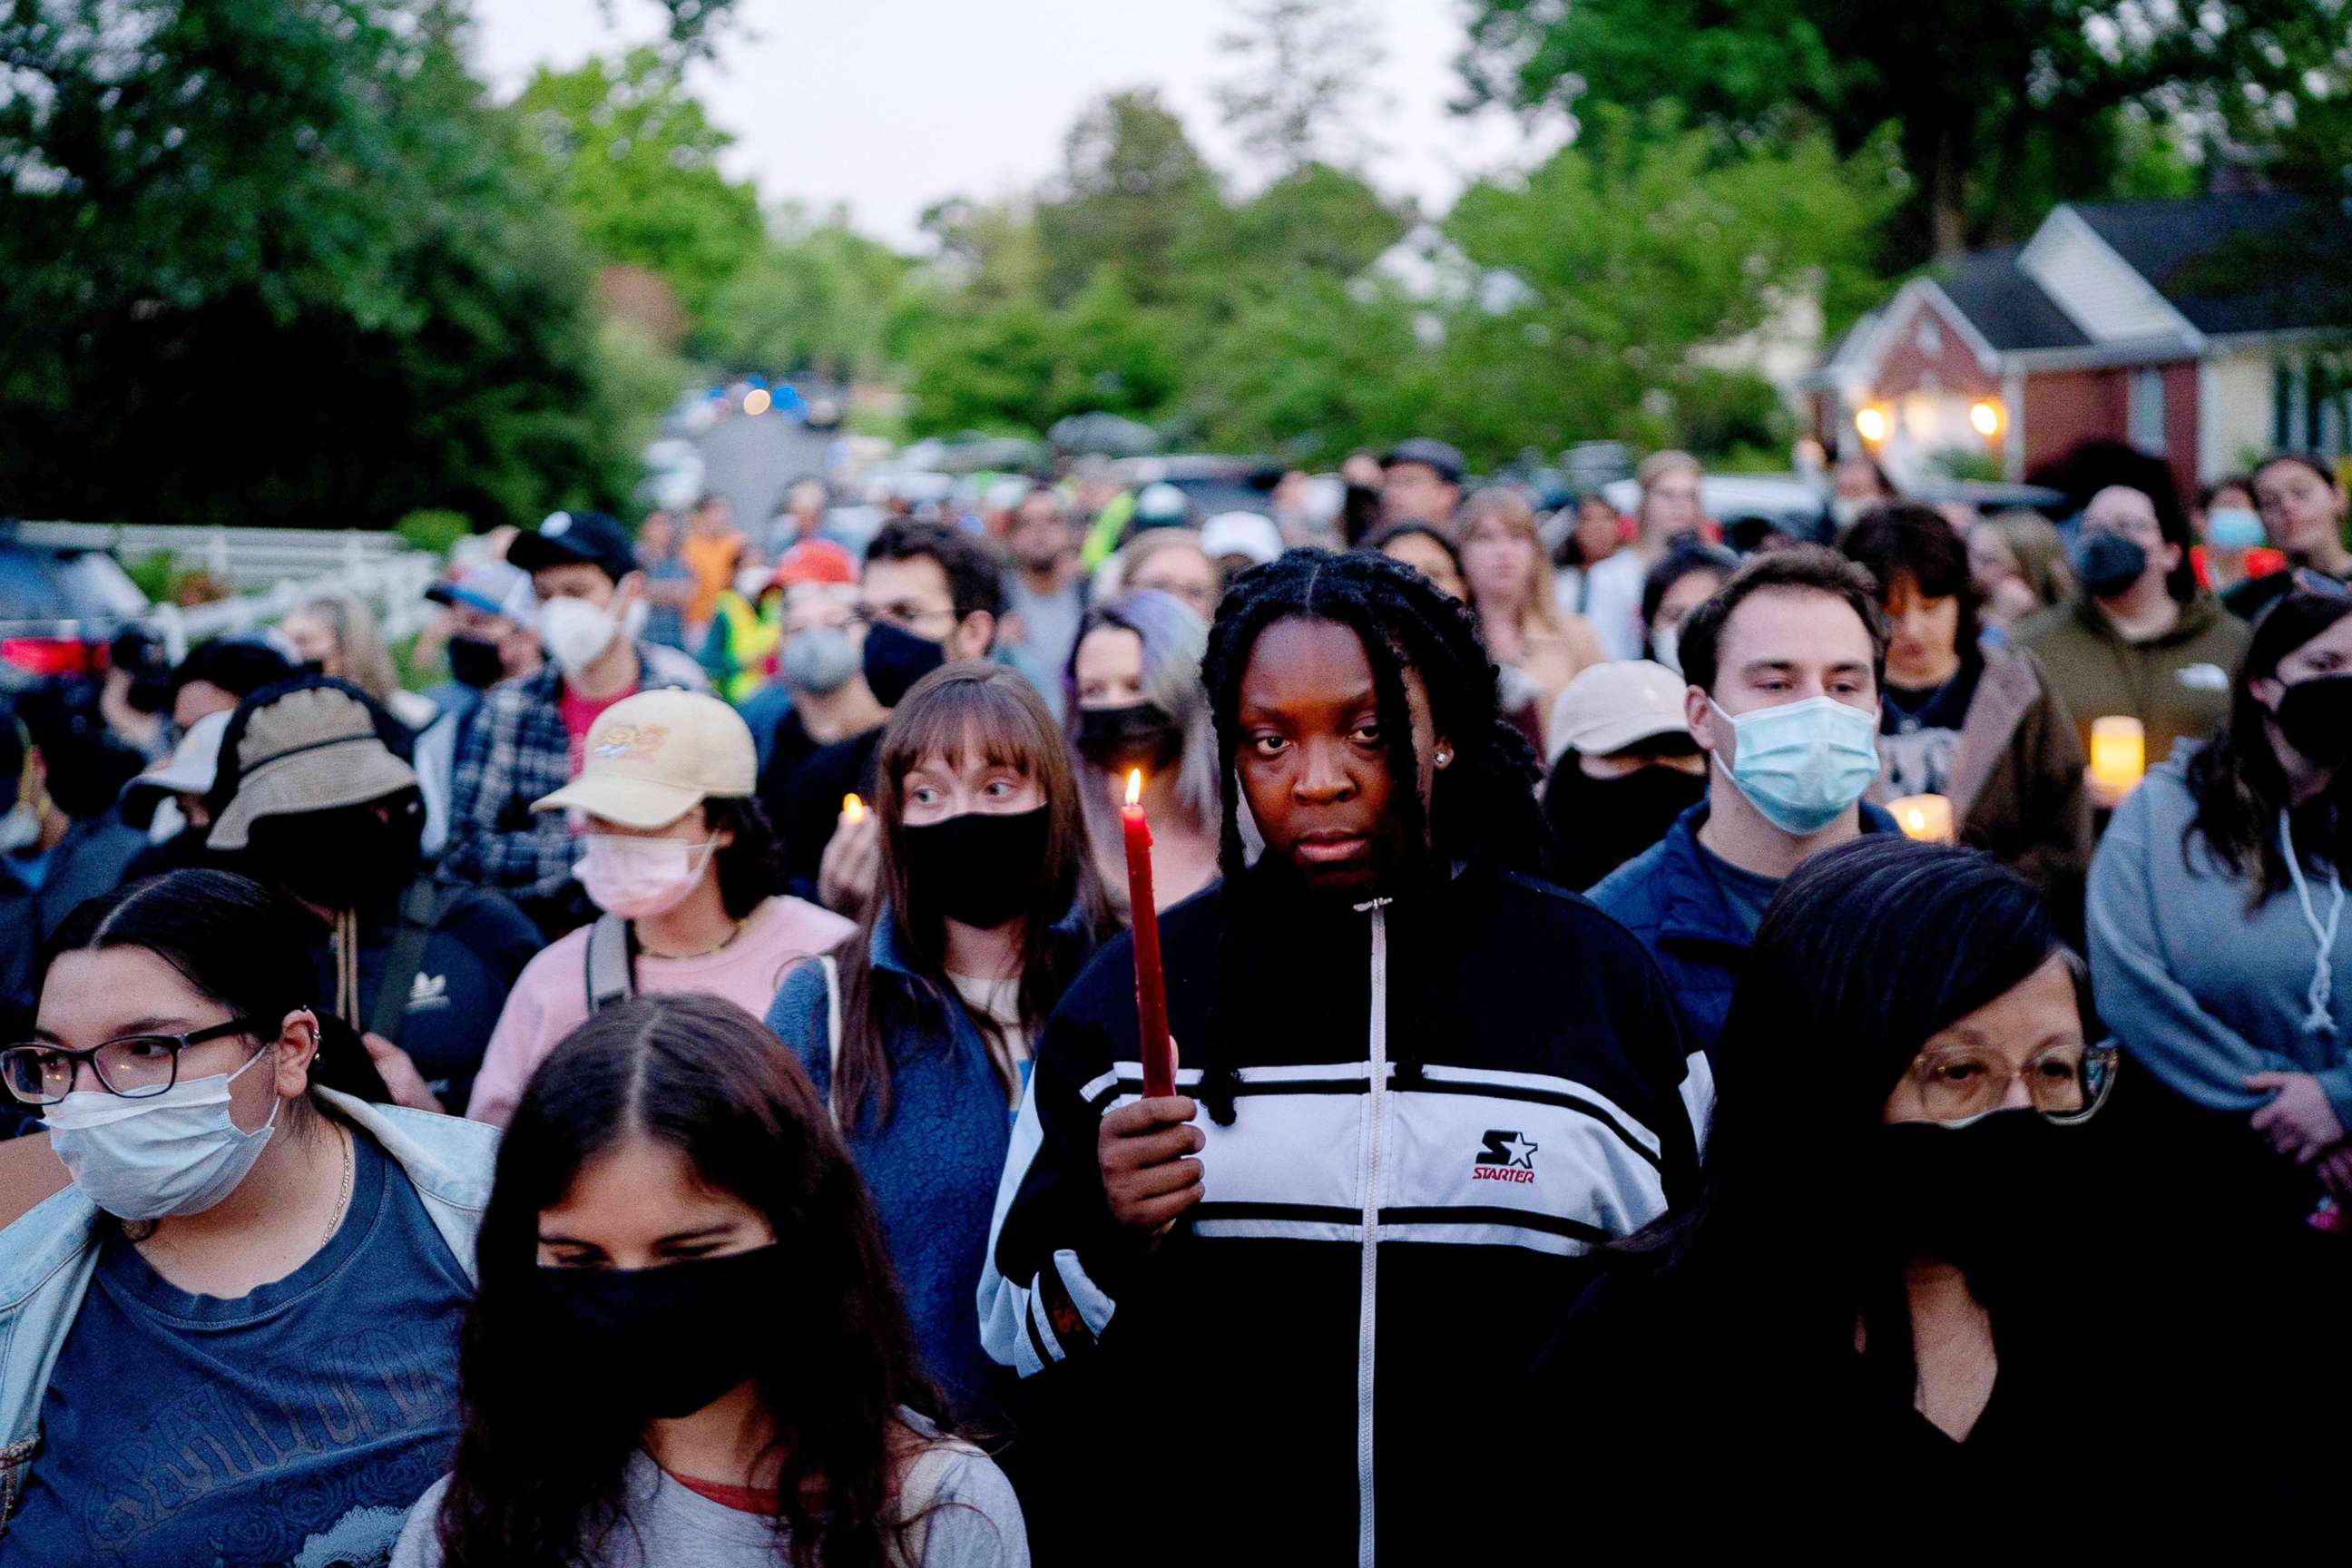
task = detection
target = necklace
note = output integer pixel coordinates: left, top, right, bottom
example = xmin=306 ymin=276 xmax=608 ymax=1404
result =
xmin=641 ymin=915 xmax=750 ymax=962
xmin=319 ymin=1122 xmax=354 ymax=1250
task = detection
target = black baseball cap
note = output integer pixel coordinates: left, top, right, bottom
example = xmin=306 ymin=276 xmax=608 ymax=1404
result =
xmin=507 ymin=510 xmax=638 ymax=583
xmin=1382 ymin=437 xmax=1465 ymax=485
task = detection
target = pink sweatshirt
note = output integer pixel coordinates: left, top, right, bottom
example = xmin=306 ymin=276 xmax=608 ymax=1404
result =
xmin=467 ymin=895 xmax=857 ymax=1127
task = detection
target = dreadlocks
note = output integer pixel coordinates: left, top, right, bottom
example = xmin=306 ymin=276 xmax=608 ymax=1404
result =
xmin=1194 ymin=548 xmax=1543 ymax=1122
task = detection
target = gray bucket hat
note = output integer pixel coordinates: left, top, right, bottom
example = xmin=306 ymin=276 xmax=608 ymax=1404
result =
xmin=206 ymin=684 xmax=420 ymax=850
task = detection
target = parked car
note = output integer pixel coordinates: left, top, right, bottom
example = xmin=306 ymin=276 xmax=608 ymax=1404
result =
xmin=0 ymin=534 xmax=151 ymax=687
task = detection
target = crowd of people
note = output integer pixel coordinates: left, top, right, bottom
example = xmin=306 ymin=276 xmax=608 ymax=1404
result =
xmin=0 ymin=430 xmax=2346 ymax=1563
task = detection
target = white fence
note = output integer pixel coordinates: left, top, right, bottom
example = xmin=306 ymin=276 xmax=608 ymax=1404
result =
xmin=14 ymin=522 xmax=444 ymax=660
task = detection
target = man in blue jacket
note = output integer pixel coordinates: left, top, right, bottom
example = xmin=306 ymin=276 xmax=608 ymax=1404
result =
xmin=1592 ymin=546 xmax=1901 ymax=1123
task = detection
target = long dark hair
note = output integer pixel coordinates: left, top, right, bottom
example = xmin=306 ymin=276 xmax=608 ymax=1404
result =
xmin=433 ymin=994 xmax=950 ymax=1568
xmin=1635 ymin=838 xmax=2087 ymax=1392
xmin=1194 ymin=548 xmax=1542 ymax=1123
xmin=830 ymin=662 xmax=1106 ymax=1129
xmin=2183 ymin=583 xmax=2352 ymax=904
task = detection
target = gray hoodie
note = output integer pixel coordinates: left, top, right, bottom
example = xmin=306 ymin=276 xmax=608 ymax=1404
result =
xmin=2088 ymin=746 xmax=2352 ymax=1128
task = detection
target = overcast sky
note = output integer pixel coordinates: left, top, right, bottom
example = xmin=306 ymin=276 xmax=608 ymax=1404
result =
xmin=467 ymin=0 xmax=1552 ymax=250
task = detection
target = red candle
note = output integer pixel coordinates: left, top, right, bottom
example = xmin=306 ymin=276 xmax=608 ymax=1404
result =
xmin=1122 ymin=769 xmax=1174 ymax=1098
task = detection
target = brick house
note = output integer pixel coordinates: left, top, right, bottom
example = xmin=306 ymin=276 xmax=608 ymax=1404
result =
xmin=1804 ymin=194 xmax=2352 ymax=499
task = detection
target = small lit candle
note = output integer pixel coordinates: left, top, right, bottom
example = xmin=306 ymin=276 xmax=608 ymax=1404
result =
xmin=1121 ymin=769 xmax=1173 ymax=1099
xmin=1888 ymin=793 xmax=1955 ymax=843
xmin=2089 ymin=717 xmax=2146 ymax=796
xmin=841 ymin=793 xmax=867 ymax=825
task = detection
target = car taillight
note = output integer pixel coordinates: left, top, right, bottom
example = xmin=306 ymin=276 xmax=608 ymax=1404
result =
xmin=0 ymin=638 xmax=94 ymax=677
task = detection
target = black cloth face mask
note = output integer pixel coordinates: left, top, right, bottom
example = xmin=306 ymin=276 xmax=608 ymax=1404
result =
xmin=1073 ymin=701 xmax=1183 ymax=778
xmin=445 ymin=634 xmax=506 ymax=690
xmin=899 ymin=805 xmax=1052 ymax=930
xmin=534 ymin=1245 xmax=787 ymax=1420
xmin=2274 ymin=672 xmax=2352 ymax=767
xmin=862 ymin=620 xmax=947 ymax=708
xmin=2072 ymin=532 xmax=2149 ymax=600
xmin=1862 ymin=1111 xmax=2080 ymax=1300
xmin=1545 ymin=760 xmax=1704 ymax=891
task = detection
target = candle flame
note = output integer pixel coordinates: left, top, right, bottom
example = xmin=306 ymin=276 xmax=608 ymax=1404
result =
xmin=1903 ymin=807 xmax=1925 ymax=832
xmin=1126 ymin=769 xmax=1142 ymax=807
xmin=841 ymin=793 xmax=866 ymax=824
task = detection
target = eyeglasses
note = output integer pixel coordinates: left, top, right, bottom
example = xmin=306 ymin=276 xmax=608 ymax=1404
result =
xmin=1906 ymin=1040 xmax=2119 ymax=1126
xmin=1 ymin=1018 xmax=260 ymax=1105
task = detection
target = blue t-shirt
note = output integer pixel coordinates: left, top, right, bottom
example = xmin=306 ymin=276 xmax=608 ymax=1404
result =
xmin=5 ymin=1130 xmax=473 ymax=1567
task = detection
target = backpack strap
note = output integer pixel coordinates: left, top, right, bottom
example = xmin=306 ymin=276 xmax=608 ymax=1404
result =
xmin=584 ymin=913 xmax=636 ymax=1014
xmin=820 ymin=954 xmax=843 ymax=1128
xmin=368 ymin=877 xmax=448 ymax=1045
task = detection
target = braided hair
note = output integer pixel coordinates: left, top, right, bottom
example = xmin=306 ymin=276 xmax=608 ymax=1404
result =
xmin=1194 ymin=548 xmax=1543 ymax=1122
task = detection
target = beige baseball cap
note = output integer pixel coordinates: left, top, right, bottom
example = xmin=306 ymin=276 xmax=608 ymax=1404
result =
xmin=1547 ymin=660 xmax=1693 ymax=762
xmin=531 ymin=689 xmax=757 ymax=828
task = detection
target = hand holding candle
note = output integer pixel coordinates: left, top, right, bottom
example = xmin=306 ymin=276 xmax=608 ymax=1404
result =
xmin=1122 ymin=769 xmax=1174 ymax=1099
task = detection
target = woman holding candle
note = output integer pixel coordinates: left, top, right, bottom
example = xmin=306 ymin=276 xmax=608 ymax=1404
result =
xmin=979 ymin=548 xmax=1699 ymax=1564
xmin=765 ymin=663 xmax=1107 ymax=1419
xmin=1065 ymin=591 xmax=1220 ymax=921
xmin=2089 ymin=576 xmax=2352 ymax=1258
xmin=1841 ymin=505 xmax=2091 ymax=924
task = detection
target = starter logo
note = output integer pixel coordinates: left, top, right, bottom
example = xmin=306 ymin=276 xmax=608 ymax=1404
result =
xmin=1471 ymin=1129 xmax=1537 ymax=1183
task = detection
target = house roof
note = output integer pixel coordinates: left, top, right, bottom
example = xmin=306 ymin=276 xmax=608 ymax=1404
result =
xmin=2068 ymin=193 xmax=2352 ymax=338
xmin=1930 ymin=246 xmax=2088 ymax=353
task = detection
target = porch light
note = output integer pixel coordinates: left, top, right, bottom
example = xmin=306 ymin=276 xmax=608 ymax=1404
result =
xmin=1969 ymin=397 xmax=2004 ymax=437
xmin=1855 ymin=406 xmax=1888 ymax=443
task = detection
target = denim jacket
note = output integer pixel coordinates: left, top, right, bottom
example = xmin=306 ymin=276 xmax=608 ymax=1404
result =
xmin=0 ymin=1091 xmax=499 ymax=1529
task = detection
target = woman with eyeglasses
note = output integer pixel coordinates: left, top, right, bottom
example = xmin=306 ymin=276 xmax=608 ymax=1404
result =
xmin=2090 ymin=577 xmax=2352 ymax=1247
xmin=1532 ymin=838 xmax=2269 ymax=1540
xmin=0 ymin=868 xmax=499 ymax=1563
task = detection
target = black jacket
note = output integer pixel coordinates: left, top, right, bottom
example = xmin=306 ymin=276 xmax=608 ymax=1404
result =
xmin=981 ymin=859 xmax=1698 ymax=1564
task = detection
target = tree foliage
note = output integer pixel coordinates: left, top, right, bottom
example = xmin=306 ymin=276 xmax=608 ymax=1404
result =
xmin=1454 ymin=0 xmax=2327 ymax=262
xmin=1213 ymin=0 xmax=1387 ymax=177
xmin=0 ymin=0 xmax=629 ymax=528
xmin=512 ymin=47 xmax=762 ymax=329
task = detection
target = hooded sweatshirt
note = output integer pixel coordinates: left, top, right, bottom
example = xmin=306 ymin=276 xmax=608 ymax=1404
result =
xmin=2087 ymin=745 xmax=2352 ymax=1131
xmin=976 ymin=859 xmax=1696 ymax=1565
xmin=2014 ymin=592 xmax=2250 ymax=765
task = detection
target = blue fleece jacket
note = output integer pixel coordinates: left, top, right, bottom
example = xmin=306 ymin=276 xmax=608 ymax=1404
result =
xmin=1589 ymin=799 xmax=1900 ymax=1063
xmin=2088 ymin=746 xmax=2352 ymax=1129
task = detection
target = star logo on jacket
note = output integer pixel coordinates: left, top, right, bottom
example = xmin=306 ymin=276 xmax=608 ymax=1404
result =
xmin=1471 ymin=1129 xmax=1537 ymax=1184
xmin=407 ymin=972 xmax=450 ymax=1013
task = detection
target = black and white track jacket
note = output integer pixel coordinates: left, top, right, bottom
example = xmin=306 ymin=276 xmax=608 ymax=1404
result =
xmin=978 ymin=859 xmax=1700 ymax=1565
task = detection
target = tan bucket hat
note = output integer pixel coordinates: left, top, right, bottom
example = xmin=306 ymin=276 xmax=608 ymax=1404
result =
xmin=207 ymin=684 xmax=422 ymax=850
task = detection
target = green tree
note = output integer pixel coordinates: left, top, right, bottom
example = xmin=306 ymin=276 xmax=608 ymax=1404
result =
xmin=1213 ymin=0 xmax=1388 ymax=176
xmin=0 ymin=0 xmax=632 ymax=528
xmin=1455 ymin=0 xmax=2295 ymax=261
xmin=1428 ymin=110 xmax=1898 ymax=463
xmin=1034 ymin=89 xmax=1226 ymax=308
xmin=1185 ymin=276 xmax=1434 ymax=458
xmin=704 ymin=206 xmax=915 ymax=380
xmin=512 ymin=46 xmax=764 ymax=328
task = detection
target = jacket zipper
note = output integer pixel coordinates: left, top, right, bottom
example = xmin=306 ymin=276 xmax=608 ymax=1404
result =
xmin=1356 ymin=899 xmax=1390 ymax=1568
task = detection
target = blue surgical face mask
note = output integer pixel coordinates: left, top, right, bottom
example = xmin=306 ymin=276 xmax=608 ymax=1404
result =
xmin=1709 ymin=695 xmax=1882 ymax=836
xmin=2205 ymin=507 xmax=2267 ymax=552
xmin=42 ymin=1045 xmax=279 ymax=1220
